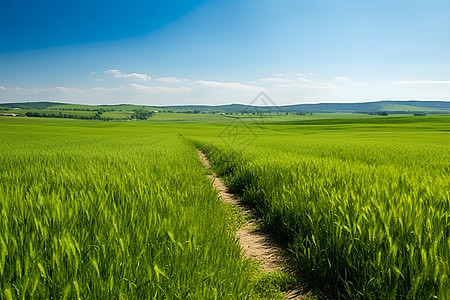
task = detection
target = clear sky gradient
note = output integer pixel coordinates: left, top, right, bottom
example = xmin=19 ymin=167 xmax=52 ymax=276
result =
xmin=1 ymin=0 xmax=449 ymax=105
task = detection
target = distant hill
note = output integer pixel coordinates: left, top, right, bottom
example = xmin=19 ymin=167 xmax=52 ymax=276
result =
xmin=279 ymin=100 xmax=450 ymax=113
xmin=0 ymin=102 xmax=161 ymax=121
xmin=1 ymin=100 xmax=449 ymax=113
xmin=164 ymin=100 xmax=450 ymax=113
xmin=0 ymin=101 xmax=160 ymax=111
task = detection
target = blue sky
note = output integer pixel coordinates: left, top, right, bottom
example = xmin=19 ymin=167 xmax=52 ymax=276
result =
xmin=1 ymin=0 xmax=449 ymax=105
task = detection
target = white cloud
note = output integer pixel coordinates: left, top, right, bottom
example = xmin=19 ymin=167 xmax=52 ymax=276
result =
xmin=8 ymin=86 xmax=83 ymax=95
xmin=105 ymin=69 xmax=151 ymax=81
xmin=297 ymin=76 xmax=312 ymax=82
xmin=1 ymin=85 xmax=125 ymax=95
xmin=0 ymin=86 xmax=6 ymax=90
xmin=395 ymin=80 xmax=450 ymax=85
xmin=194 ymin=80 xmax=259 ymax=90
xmin=12 ymin=72 xmax=446 ymax=106
xmin=154 ymin=77 xmax=183 ymax=83
xmin=89 ymin=86 xmax=126 ymax=93
xmin=274 ymin=82 xmax=342 ymax=90
xmin=333 ymin=76 xmax=352 ymax=82
xmin=332 ymin=76 xmax=365 ymax=86
xmin=254 ymin=77 xmax=294 ymax=83
xmin=130 ymin=83 xmax=191 ymax=93
xmin=54 ymin=86 xmax=82 ymax=92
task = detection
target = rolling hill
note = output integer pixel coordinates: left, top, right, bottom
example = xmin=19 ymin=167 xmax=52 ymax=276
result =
xmin=1 ymin=100 xmax=449 ymax=114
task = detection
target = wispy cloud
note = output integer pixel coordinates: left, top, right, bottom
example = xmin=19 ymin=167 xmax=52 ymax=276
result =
xmin=333 ymin=76 xmax=365 ymax=86
xmin=194 ymin=80 xmax=259 ymax=90
xmin=274 ymin=82 xmax=343 ymax=90
xmin=297 ymin=76 xmax=312 ymax=82
xmin=333 ymin=76 xmax=352 ymax=82
xmin=53 ymin=86 xmax=82 ymax=93
xmin=154 ymin=77 xmax=183 ymax=83
xmin=395 ymin=80 xmax=450 ymax=85
xmin=105 ymin=69 xmax=151 ymax=81
xmin=297 ymin=73 xmax=315 ymax=76
xmin=0 ymin=85 xmax=125 ymax=95
xmin=6 ymin=72 xmax=427 ymax=105
xmin=296 ymin=73 xmax=315 ymax=82
xmin=252 ymin=77 xmax=294 ymax=83
xmin=89 ymin=86 xmax=126 ymax=93
xmin=129 ymin=83 xmax=191 ymax=93
xmin=11 ymin=86 xmax=84 ymax=95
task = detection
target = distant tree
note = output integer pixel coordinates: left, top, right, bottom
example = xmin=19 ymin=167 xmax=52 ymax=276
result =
xmin=131 ymin=109 xmax=152 ymax=120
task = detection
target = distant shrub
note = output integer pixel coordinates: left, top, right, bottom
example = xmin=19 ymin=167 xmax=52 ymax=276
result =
xmin=131 ymin=109 xmax=152 ymax=120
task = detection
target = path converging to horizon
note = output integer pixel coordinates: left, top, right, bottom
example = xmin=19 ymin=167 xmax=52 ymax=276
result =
xmin=197 ymin=150 xmax=307 ymax=300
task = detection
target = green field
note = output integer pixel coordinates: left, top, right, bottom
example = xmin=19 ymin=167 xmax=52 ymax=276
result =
xmin=0 ymin=114 xmax=449 ymax=299
xmin=101 ymin=111 xmax=133 ymax=120
xmin=0 ymin=102 xmax=162 ymax=121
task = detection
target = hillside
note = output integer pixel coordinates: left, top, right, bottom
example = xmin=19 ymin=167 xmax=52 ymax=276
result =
xmin=164 ymin=100 xmax=450 ymax=113
xmin=0 ymin=102 xmax=160 ymax=120
xmin=1 ymin=100 xmax=449 ymax=114
xmin=0 ymin=101 xmax=160 ymax=111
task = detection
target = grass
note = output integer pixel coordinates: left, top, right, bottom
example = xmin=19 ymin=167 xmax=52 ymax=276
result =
xmin=0 ymin=117 xmax=264 ymax=299
xmin=149 ymin=112 xmax=229 ymax=123
xmin=381 ymin=104 xmax=447 ymax=112
xmin=101 ymin=111 xmax=133 ymax=120
xmin=1 ymin=113 xmax=449 ymax=299
xmin=190 ymin=114 xmax=450 ymax=299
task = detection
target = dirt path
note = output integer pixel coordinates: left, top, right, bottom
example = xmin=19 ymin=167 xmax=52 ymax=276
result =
xmin=197 ymin=150 xmax=307 ymax=299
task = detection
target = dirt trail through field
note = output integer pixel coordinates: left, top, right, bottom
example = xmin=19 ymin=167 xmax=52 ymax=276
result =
xmin=197 ymin=150 xmax=307 ymax=300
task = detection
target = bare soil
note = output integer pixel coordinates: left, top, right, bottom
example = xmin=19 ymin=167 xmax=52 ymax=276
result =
xmin=197 ymin=150 xmax=308 ymax=299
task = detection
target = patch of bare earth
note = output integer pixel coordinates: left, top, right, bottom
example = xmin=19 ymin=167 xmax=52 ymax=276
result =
xmin=197 ymin=150 xmax=308 ymax=299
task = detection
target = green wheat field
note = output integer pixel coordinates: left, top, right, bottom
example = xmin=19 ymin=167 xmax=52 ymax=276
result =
xmin=0 ymin=113 xmax=449 ymax=299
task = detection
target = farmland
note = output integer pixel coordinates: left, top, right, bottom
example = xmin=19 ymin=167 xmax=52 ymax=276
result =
xmin=191 ymin=114 xmax=450 ymax=298
xmin=0 ymin=102 xmax=160 ymax=121
xmin=0 ymin=113 xmax=449 ymax=299
xmin=0 ymin=118 xmax=265 ymax=299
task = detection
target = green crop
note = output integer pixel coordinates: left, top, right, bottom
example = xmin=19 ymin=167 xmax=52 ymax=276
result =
xmin=0 ymin=118 xmax=261 ymax=299
xmin=1 ymin=113 xmax=449 ymax=299
xmin=192 ymin=114 xmax=450 ymax=299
